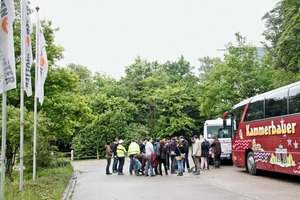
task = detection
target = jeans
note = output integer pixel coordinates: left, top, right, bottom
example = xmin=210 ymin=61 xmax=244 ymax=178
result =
xmin=106 ymin=158 xmax=111 ymax=174
xmin=129 ymin=154 xmax=137 ymax=174
xmin=177 ymin=159 xmax=184 ymax=174
xmin=118 ymin=157 xmax=125 ymax=173
xmin=183 ymin=153 xmax=190 ymax=170
xmin=112 ymin=155 xmax=118 ymax=172
xmin=145 ymin=155 xmax=153 ymax=176
xmin=133 ymin=158 xmax=142 ymax=174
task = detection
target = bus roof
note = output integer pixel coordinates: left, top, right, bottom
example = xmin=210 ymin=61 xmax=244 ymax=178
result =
xmin=232 ymin=81 xmax=300 ymax=109
xmin=204 ymin=118 xmax=231 ymax=126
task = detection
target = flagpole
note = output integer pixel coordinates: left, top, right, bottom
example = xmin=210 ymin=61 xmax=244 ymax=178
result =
xmin=1 ymin=90 xmax=7 ymax=200
xmin=19 ymin=0 xmax=26 ymax=190
xmin=33 ymin=6 xmax=40 ymax=181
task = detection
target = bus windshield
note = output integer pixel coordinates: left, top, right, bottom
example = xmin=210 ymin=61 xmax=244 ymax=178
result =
xmin=206 ymin=126 xmax=231 ymax=139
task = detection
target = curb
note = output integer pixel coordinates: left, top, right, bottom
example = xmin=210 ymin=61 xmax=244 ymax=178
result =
xmin=61 ymin=170 xmax=80 ymax=200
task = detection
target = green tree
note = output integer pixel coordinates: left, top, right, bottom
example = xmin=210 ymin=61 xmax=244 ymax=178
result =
xmin=67 ymin=63 xmax=95 ymax=95
xmin=41 ymin=67 xmax=95 ymax=151
xmin=199 ymin=33 xmax=273 ymax=118
xmin=0 ymin=106 xmax=52 ymax=179
xmin=274 ymin=0 xmax=300 ymax=73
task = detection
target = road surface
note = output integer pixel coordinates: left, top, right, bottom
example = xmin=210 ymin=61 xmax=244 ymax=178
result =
xmin=70 ymin=159 xmax=300 ymax=200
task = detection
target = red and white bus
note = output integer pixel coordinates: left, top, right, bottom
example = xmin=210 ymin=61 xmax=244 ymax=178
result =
xmin=223 ymin=81 xmax=300 ymax=176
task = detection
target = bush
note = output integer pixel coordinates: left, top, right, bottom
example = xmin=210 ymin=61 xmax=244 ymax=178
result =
xmin=5 ymin=165 xmax=73 ymax=200
xmin=49 ymin=158 xmax=71 ymax=168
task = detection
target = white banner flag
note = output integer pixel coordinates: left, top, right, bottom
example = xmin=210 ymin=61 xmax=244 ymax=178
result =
xmin=0 ymin=0 xmax=16 ymax=93
xmin=24 ymin=0 xmax=33 ymax=96
xmin=36 ymin=23 xmax=48 ymax=105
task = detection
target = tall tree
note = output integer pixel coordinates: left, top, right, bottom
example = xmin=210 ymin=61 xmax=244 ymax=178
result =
xmin=274 ymin=0 xmax=300 ymax=73
xmin=199 ymin=33 xmax=273 ymax=118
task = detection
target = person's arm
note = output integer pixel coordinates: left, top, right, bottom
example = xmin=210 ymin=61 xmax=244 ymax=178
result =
xmin=192 ymin=144 xmax=196 ymax=156
xmin=128 ymin=144 xmax=132 ymax=155
xmin=196 ymin=141 xmax=201 ymax=155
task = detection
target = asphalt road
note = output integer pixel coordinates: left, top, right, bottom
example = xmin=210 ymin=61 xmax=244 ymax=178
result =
xmin=70 ymin=159 xmax=300 ymax=200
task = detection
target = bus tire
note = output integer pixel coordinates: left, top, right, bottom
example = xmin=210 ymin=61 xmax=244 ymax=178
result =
xmin=246 ymin=151 xmax=257 ymax=175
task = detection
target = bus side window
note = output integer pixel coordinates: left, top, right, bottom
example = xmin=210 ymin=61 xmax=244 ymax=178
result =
xmin=245 ymin=98 xmax=264 ymax=121
xmin=265 ymin=90 xmax=288 ymax=118
xmin=289 ymin=85 xmax=300 ymax=114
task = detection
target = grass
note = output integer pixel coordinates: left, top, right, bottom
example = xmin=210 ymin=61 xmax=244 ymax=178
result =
xmin=4 ymin=164 xmax=73 ymax=200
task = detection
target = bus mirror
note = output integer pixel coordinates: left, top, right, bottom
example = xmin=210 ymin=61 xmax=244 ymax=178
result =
xmin=223 ymin=111 xmax=229 ymax=119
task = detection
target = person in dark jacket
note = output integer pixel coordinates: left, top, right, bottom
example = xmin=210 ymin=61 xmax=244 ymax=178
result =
xmin=169 ymin=137 xmax=177 ymax=174
xmin=104 ymin=141 xmax=113 ymax=175
xmin=179 ymin=135 xmax=190 ymax=172
xmin=165 ymin=137 xmax=170 ymax=170
xmin=139 ymin=139 xmax=146 ymax=154
xmin=211 ymin=135 xmax=222 ymax=168
xmin=200 ymin=135 xmax=209 ymax=170
xmin=112 ymin=138 xmax=119 ymax=173
xmin=158 ymin=140 xmax=168 ymax=176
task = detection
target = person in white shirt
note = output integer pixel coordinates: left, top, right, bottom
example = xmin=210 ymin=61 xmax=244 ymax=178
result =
xmin=144 ymin=137 xmax=155 ymax=177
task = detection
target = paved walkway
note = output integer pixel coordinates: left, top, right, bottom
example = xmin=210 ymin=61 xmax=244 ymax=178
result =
xmin=70 ymin=159 xmax=258 ymax=200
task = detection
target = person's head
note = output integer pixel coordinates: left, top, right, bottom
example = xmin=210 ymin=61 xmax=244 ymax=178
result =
xmin=147 ymin=137 xmax=152 ymax=143
xmin=177 ymin=140 xmax=183 ymax=147
xmin=179 ymin=135 xmax=185 ymax=141
xmin=191 ymin=137 xmax=195 ymax=143
xmin=159 ymin=140 xmax=165 ymax=149
xmin=156 ymin=138 xmax=161 ymax=143
xmin=106 ymin=141 xmax=111 ymax=145
xmin=115 ymin=138 xmax=119 ymax=143
xmin=118 ymin=139 xmax=124 ymax=145
xmin=212 ymin=135 xmax=218 ymax=141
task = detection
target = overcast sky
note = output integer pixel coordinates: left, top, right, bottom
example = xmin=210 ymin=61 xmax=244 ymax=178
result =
xmin=29 ymin=0 xmax=279 ymax=79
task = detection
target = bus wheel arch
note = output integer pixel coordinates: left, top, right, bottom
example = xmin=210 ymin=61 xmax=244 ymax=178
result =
xmin=246 ymin=150 xmax=257 ymax=175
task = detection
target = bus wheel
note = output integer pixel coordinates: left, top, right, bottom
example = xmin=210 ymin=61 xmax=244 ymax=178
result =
xmin=246 ymin=151 xmax=257 ymax=175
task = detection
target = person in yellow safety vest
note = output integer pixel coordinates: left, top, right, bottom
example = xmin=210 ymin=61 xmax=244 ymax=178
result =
xmin=116 ymin=139 xmax=127 ymax=175
xmin=128 ymin=139 xmax=141 ymax=175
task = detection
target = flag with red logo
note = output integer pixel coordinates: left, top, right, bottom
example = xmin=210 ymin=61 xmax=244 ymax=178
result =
xmin=36 ymin=22 xmax=48 ymax=105
xmin=23 ymin=0 xmax=33 ymax=96
xmin=0 ymin=0 xmax=16 ymax=93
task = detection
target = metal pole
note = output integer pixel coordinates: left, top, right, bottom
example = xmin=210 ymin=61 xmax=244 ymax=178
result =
xmin=19 ymin=0 xmax=25 ymax=190
xmin=0 ymin=91 xmax=7 ymax=199
xmin=33 ymin=6 xmax=40 ymax=181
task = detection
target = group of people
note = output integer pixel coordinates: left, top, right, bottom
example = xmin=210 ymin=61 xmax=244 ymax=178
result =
xmin=104 ymin=135 xmax=222 ymax=177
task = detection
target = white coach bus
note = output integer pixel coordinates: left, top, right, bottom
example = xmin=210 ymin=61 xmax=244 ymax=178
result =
xmin=203 ymin=118 xmax=232 ymax=161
